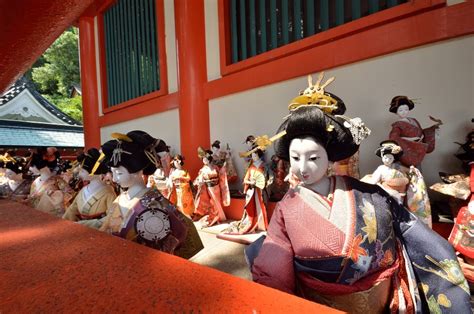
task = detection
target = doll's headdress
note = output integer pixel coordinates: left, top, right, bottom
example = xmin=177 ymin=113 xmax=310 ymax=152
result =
xmin=388 ymin=96 xmax=417 ymax=113
xmin=239 ymin=132 xmax=286 ymax=158
xmin=375 ymin=140 xmax=403 ymax=158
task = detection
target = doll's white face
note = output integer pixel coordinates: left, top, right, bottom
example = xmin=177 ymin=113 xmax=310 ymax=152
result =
xmin=396 ymin=104 xmax=410 ymax=119
xmin=172 ymin=159 xmax=181 ymax=169
xmin=29 ymin=166 xmax=40 ymax=175
xmin=78 ymin=167 xmax=92 ymax=180
xmin=382 ymin=154 xmax=395 ymax=166
xmin=202 ymin=157 xmax=210 ymax=165
xmin=289 ymin=137 xmax=329 ymax=186
xmin=111 ymin=166 xmax=139 ymax=188
xmin=211 ymin=146 xmax=219 ymax=154
xmin=251 ymin=152 xmax=261 ymax=162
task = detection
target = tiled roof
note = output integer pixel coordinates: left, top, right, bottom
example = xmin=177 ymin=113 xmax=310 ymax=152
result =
xmin=0 ymin=77 xmax=82 ymax=126
xmin=0 ymin=120 xmax=84 ymax=148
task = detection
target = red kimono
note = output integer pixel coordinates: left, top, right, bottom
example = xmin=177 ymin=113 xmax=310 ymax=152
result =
xmin=389 ymin=117 xmax=437 ymax=167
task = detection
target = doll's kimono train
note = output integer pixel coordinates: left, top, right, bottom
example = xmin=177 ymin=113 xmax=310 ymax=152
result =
xmin=98 ymin=131 xmax=203 ymax=259
xmin=246 ymin=73 xmax=470 ymax=313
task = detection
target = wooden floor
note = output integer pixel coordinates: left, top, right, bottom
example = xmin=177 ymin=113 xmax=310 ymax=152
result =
xmin=0 ymin=200 xmax=338 ymax=313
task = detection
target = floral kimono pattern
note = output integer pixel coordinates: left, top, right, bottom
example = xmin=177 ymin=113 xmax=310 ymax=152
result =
xmin=62 ymin=184 xmax=116 ymax=227
xmin=247 ymin=176 xmax=470 ymax=313
xmin=0 ymin=179 xmax=31 ymax=200
xmin=389 ymin=118 xmax=437 ymax=167
xmin=406 ymin=166 xmax=432 ymax=227
xmin=226 ymin=163 xmax=269 ymax=234
xmin=100 ymin=189 xmax=203 ymax=259
xmin=194 ymin=164 xmax=230 ymax=226
xmin=29 ymin=176 xmax=74 ymax=217
xmin=168 ymin=168 xmax=195 ymax=216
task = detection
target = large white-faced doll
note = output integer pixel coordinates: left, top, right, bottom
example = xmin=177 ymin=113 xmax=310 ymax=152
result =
xmin=99 ymin=131 xmax=202 ymax=259
xmin=389 ymin=96 xmax=442 ymax=167
xmin=27 ymin=148 xmax=74 ymax=217
xmin=0 ymin=155 xmax=31 ymax=201
xmin=62 ymin=148 xmax=117 ymax=229
xmin=193 ymin=148 xmax=230 ymax=227
xmin=246 ymin=74 xmax=470 ymax=313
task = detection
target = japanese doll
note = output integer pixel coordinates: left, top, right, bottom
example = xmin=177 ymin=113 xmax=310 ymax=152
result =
xmin=193 ymin=147 xmax=230 ymax=227
xmin=225 ymin=148 xmax=270 ymax=234
xmin=0 ymin=155 xmax=31 ymax=201
xmin=63 ymin=148 xmax=116 ymax=229
xmin=168 ymin=155 xmax=195 ymax=217
xmin=246 ymin=73 xmax=470 ymax=313
xmin=98 ymin=131 xmax=203 ymax=259
xmin=211 ymin=140 xmax=238 ymax=183
xmin=27 ymin=148 xmax=74 ymax=217
xmin=388 ymin=96 xmax=442 ymax=167
xmin=363 ymin=140 xmax=432 ymax=227
xmin=147 ymin=167 xmax=171 ymax=199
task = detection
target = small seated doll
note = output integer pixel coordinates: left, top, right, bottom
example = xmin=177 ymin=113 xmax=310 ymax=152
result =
xmin=246 ymin=73 xmax=470 ymax=313
xmin=365 ymin=141 xmax=409 ymax=203
xmin=193 ymin=148 xmax=230 ymax=227
xmin=225 ymin=147 xmax=270 ymax=234
xmin=27 ymin=148 xmax=74 ymax=217
xmin=389 ymin=96 xmax=442 ymax=167
xmin=211 ymin=140 xmax=238 ymax=183
xmin=63 ymin=148 xmax=117 ymax=229
xmin=0 ymin=155 xmax=31 ymax=201
xmin=168 ymin=155 xmax=195 ymax=217
xmin=99 ymin=130 xmax=203 ymax=259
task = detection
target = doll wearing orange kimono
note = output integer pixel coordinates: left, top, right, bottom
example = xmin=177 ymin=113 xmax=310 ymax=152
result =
xmin=168 ymin=155 xmax=195 ymax=216
xmin=194 ymin=148 xmax=230 ymax=227
xmin=226 ymin=149 xmax=269 ymax=234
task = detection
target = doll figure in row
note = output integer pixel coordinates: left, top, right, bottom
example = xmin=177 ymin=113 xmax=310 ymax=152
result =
xmin=147 ymin=166 xmax=171 ymax=198
xmin=194 ymin=148 xmax=230 ymax=227
xmin=168 ymin=155 xmax=195 ymax=217
xmin=99 ymin=130 xmax=203 ymax=259
xmin=389 ymin=96 xmax=442 ymax=167
xmin=0 ymin=155 xmax=31 ymax=200
xmin=365 ymin=140 xmax=432 ymax=227
xmin=246 ymin=73 xmax=470 ymax=313
xmin=211 ymin=140 xmax=238 ymax=183
xmin=225 ymin=148 xmax=270 ymax=234
xmin=63 ymin=148 xmax=117 ymax=229
xmin=28 ymin=148 xmax=74 ymax=217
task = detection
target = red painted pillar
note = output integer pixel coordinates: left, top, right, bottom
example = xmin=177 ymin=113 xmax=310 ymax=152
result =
xmin=175 ymin=0 xmax=209 ymax=177
xmin=78 ymin=16 xmax=101 ymax=149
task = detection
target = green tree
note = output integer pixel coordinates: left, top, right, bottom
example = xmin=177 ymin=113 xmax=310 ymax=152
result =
xmin=29 ymin=27 xmax=83 ymax=123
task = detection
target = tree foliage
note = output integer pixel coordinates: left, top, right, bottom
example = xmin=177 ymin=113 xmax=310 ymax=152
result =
xmin=28 ymin=28 xmax=83 ymax=123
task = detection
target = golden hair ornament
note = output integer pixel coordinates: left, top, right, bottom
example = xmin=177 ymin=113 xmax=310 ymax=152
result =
xmin=239 ymin=131 xmax=287 ymax=158
xmin=287 ymin=72 xmax=338 ymax=115
xmin=89 ymin=152 xmax=106 ymax=176
xmin=111 ymin=132 xmax=133 ymax=142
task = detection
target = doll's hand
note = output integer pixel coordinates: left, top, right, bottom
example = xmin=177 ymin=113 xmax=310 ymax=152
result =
xmin=285 ymin=173 xmax=300 ymax=189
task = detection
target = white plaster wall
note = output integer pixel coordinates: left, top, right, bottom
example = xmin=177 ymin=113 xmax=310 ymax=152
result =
xmin=205 ymin=0 xmax=221 ymax=81
xmin=164 ymin=0 xmax=178 ymax=93
xmin=100 ymin=109 xmax=181 ymax=154
xmin=209 ymin=36 xmax=474 ymax=188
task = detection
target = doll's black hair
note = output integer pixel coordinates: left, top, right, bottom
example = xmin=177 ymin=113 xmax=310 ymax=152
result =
xmin=77 ymin=148 xmax=108 ymax=175
xmin=173 ymin=154 xmax=185 ymax=166
xmin=375 ymin=140 xmax=403 ymax=162
xmin=101 ymin=130 xmax=159 ymax=175
xmin=4 ymin=157 xmax=26 ymax=174
xmin=29 ymin=148 xmax=49 ymax=170
xmin=202 ymin=150 xmax=214 ymax=163
xmin=211 ymin=140 xmax=221 ymax=149
xmin=275 ymin=106 xmax=358 ymax=162
xmin=389 ymin=96 xmax=415 ymax=113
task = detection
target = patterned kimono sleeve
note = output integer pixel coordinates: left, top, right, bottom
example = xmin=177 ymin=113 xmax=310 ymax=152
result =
xmin=250 ymin=202 xmax=296 ymax=294
xmin=63 ymin=197 xmax=79 ymax=221
xmin=422 ymin=125 xmax=437 ymax=154
xmin=390 ymin=198 xmax=471 ymax=313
